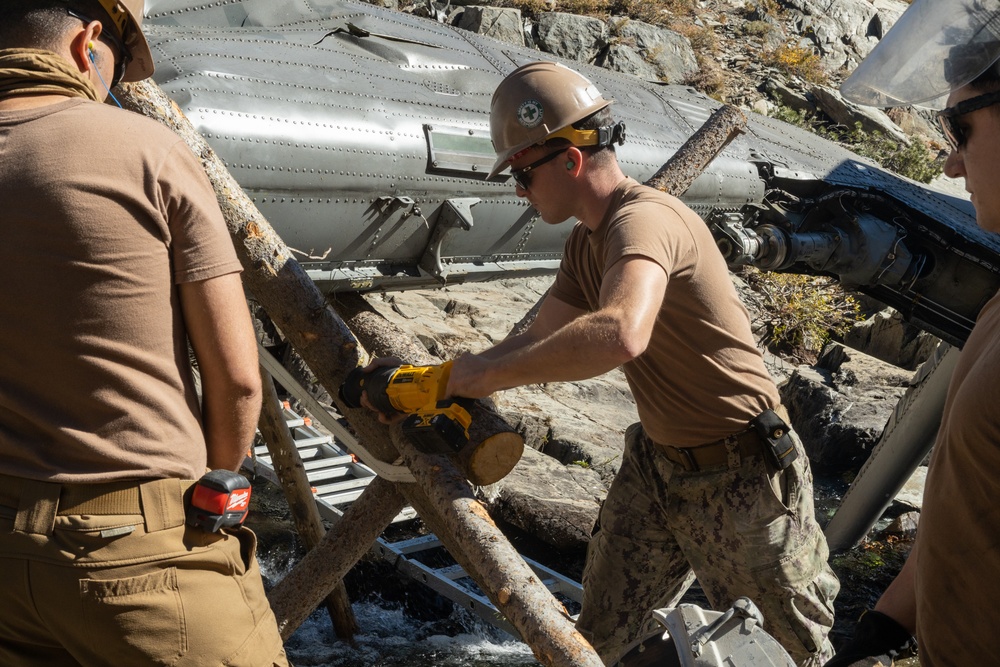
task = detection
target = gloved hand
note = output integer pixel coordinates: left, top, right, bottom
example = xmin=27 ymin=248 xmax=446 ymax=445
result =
xmin=823 ymin=610 xmax=916 ymax=667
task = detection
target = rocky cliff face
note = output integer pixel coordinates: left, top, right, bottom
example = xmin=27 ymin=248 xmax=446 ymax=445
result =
xmin=389 ymin=0 xmax=949 ymax=163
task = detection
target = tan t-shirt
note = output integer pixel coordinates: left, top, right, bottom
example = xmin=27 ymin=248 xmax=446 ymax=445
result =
xmin=914 ymin=289 xmax=1000 ymax=664
xmin=550 ymin=178 xmax=779 ymax=447
xmin=0 ymin=99 xmax=242 ymax=482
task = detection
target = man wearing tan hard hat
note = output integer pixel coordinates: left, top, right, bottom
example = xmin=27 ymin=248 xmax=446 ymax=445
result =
xmin=447 ymin=61 xmax=839 ymax=666
xmin=0 ymin=3 xmax=288 ymax=664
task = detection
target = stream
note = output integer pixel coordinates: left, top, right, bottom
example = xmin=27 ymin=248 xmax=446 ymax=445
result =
xmin=249 ymin=470 xmax=916 ymax=666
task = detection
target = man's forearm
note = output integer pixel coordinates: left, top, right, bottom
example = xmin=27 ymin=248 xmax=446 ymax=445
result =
xmin=202 ymin=383 xmax=262 ymax=471
xmin=451 ymin=309 xmax=635 ymax=398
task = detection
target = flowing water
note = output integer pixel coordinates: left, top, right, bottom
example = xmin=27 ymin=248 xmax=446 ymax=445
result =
xmin=251 ymin=470 xmax=916 ymax=666
xmin=278 ymin=601 xmax=539 ymax=666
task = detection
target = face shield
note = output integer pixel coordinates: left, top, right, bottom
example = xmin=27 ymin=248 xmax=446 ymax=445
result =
xmin=840 ymin=0 xmax=1000 ymax=109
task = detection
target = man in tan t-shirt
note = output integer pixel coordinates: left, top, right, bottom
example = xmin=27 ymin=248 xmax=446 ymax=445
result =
xmin=0 ymin=2 xmax=287 ymax=664
xmin=825 ymin=0 xmax=1000 ymax=665
xmin=444 ymin=62 xmax=838 ymax=666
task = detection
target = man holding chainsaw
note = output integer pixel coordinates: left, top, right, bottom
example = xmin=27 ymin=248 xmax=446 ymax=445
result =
xmin=823 ymin=0 xmax=1000 ymax=665
xmin=444 ymin=61 xmax=839 ymax=666
xmin=0 ymin=2 xmax=287 ymax=664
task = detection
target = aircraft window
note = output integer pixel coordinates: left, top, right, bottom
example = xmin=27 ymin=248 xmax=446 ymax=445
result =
xmin=424 ymin=124 xmax=498 ymax=179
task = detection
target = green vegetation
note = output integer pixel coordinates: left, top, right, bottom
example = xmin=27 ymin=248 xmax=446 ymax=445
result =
xmin=771 ymin=105 xmax=944 ymax=184
xmin=744 ymin=268 xmax=862 ymax=360
xmin=740 ymin=19 xmax=777 ymax=38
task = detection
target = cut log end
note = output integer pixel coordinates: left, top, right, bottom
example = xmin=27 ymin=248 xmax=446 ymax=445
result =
xmin=459 ymin=432 xmax=525 ymax=485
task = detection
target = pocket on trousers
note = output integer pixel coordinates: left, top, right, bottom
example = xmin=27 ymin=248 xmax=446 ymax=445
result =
xmin=81 ymin=567 xmax=187 ymax=666
xmin=736 ymin=458 xmax=805 ymax=570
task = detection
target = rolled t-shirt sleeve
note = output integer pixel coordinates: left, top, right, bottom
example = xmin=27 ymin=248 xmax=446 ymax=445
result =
xmin=158 ymin=141 xmax=242 ymax=284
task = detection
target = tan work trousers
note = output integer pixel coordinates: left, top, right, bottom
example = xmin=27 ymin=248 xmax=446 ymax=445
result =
xmin=576 ymin=423 xmax=839 ymax=666
xmin=0 ymin=475 xmax=289 ymax=667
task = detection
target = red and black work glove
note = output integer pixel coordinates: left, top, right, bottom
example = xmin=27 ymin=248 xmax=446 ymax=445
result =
xmin=823 ymin=610 xmax=916 ymax=667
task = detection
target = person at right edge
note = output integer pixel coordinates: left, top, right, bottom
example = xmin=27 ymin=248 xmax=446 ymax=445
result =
xmin=826 ymin=0 xmax=1000 ymax=665
xmin=0 ymin=1 xmax=288 ymax=665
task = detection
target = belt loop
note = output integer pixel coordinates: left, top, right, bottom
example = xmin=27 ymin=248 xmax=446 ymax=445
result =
xmin=678 ymin=447 xmax=698 ymax=473
xmin=139 ymin=479 xmax=186 ymax=533
xmin=14 ymin=480 xmax=60 ymax=535
xmin=725 ymin=436 xmax=741 ymax=470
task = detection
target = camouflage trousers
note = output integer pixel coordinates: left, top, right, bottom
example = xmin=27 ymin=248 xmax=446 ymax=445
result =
xmin=576 ymin=422 xmax=838 ymax=666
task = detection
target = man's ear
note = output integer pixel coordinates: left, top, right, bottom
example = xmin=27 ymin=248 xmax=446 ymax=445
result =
xmin=564 ymin=146 xmax=584 ymax=176
xmin=69 ymin=21 xmax=104 ymax=72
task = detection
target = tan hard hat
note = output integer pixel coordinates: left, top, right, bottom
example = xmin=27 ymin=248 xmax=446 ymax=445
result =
xmin=94 ymin=0 xmax=154 ymax=82
xmin=488 ymin=61 xmax=613 ymax=178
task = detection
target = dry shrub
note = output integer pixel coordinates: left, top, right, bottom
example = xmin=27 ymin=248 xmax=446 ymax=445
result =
xmin=684 ymin=54 xmax=726 ymax=99
xmin=744 ymin=268 xmax=862 ymax=361
xmin=670 ymin=21 xmax=719 ymax=52
xmin=764 ymin=41 xmax=828 ymax=84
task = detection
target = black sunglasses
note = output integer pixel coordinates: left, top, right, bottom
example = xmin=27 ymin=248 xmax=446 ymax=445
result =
xmin=511 ymin=148 xmax=568 ymax=190
xmin=937 ymin=90 xmax=1000 ymax=151
xmin=67 ymin=8 xmax=132 ymax=88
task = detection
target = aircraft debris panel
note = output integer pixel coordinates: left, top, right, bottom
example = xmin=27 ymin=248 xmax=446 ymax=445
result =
xmin=145 ymin=0 xmax=1000 ymax=348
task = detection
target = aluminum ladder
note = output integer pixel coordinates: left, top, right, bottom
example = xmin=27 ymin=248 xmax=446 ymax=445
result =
xmin=250 ymin=344 xmax=583 ymax=636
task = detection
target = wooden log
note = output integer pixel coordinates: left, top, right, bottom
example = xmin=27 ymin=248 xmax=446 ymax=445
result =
xmin=646 ymin=104 xmax=748 ymax=196
xmin=256 ymin=366 xmax=359 ymax=642
xmin=118 ymin=79 xmax=603 ymax=666
xmin=267 ymin=476 xmax=408 ymax=639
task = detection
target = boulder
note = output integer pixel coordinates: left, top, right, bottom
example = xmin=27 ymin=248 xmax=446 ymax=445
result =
xmin=878 ymin=510 xmax=919 ymax=541
xmin=600 ymin=18 xmax=698 ymax=84
xmin=762 ymin=78 xmax=815 ymax=114
xmin=598 ymin=43 xmax=661 ymax=81
xmin=782 ymin=0 xmax=882 ymax=70
xmin=810 ymin=84 xmax=910 ymax=143
xmin=484 ymin=446 xmax=605 ymax=551
xmin=457 ymin=6 xmax=525 ymax=47
xmin=781 ymin=343 xmax=910 ymax=471
xmin=892 ymin=465 xmax=927 ymax=511
xmin=535 ymin=12 xmax=608 ymax=64
xmin=845 ymin=307 xmax=940 ymax=370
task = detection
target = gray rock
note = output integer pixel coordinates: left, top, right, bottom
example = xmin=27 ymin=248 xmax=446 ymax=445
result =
xmin=536 ymin=12 xmax=608 ymax=64
xmin=602 ymin=18 xmax=697 ymax=84
xmin=484 ymin=447 xmax=605 ymax=551
xmin=870 ymin=0 xmax=908 ymax=37
xmin=878 ymin=510 xmax=919 ymax=540
xmin=783 ymin=0 xmax=881 ymax=70
xmin=810 ymin=84 xmax=910 ymax=143
xmin=845 ymin=307 xmax=940 ymax=370
xmin=886 ymin=106 xmax=947 ymax=145
xmin=893 ymin=465 xmax=927 ymax=510
xmin=598 ymin=43 xmax=661 ymax=81
xmin=781 ymin=343 xmax=910 ymax=470
xmin=457 ymin=6 xmax=525 ymax=47
xmin=762 ymin=78 xmax=815 ymax=114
